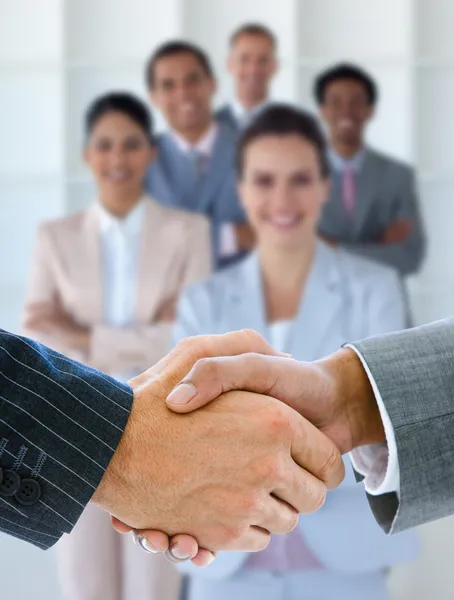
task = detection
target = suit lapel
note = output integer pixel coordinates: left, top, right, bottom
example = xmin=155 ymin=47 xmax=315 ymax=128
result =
xmin=77 ymin=206 xmax=104 ymax=323
xmin=353 ymin=149 xmax=380 ymax=236
xmin=288 ymin=243 xmax=344 ymax=360
xmin=197 ymin=124 xmax=236 ymax=213
xmin=224 ymin=253 xmax=267 ymax=338
xmin=134 ymin=199 xmax=172 ymax=322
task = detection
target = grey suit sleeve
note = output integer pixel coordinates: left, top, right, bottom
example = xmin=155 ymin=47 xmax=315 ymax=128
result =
xmin=0 ymin=330 xmax=133 ymax=549
xmin=345 ymin=168 xmax=426 ymax=276
xmin=350 ymin=318 xmax=454 ymax=533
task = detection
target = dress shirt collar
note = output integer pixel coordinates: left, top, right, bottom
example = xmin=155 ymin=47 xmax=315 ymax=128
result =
xmin=231 ymin=98 xmax=269 ymax=124
xmin=328 ymin=146 xmax=367 ymax=173
xmin=170 ymin=122 xmax=218 ymax=157
xmin=97 ymin=196 xmax=147 ymax=237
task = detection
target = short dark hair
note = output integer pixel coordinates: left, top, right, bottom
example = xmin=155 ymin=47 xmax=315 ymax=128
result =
xmin=230 ymin=23 xmax=277 ymax=49
xmin=145 ymin=40 xmax=214 ymax=89
xmin=85 ymin=92 xmax=154 ymax=143
xmin=314 ymin=63 xmax=378 ymax=106
xmin=236 ymin=104 xmax=330 ymax=179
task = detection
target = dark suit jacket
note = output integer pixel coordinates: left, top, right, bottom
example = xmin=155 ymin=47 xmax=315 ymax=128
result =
xmin=0 ymin=330 xmax=133 ymax=549
xmin=318 ymin=148 xmax=426 ymax=276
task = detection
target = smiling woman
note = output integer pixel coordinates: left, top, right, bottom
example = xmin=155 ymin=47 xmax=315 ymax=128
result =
xmin=163 ymin=104 xmax=419 ymax=600
xmin=22 ymin=91 xmax=212 ymax=600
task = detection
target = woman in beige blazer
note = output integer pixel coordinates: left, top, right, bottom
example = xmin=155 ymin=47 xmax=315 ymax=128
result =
xmin=23 ymin=92 xmax=211 ymax=600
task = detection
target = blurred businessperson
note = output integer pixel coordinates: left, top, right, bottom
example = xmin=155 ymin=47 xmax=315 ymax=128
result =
xmin=144 ymin=41 xmax=255 ymax=268
xmin=316 ymin=63 xmax=426 ymax=279
xmin=23 ymin=93 xmax=211 ymax=600
xmin=173 ymin=106 xmax=419 ymax=600
xmin=216 ymin=23 xmax=278 ymax=130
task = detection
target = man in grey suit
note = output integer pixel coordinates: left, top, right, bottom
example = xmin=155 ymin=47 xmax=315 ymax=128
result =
xmin=144 ymin=41 xmax=254 ymax=267
xmin=315 ymin=63 xmax=426 ymax=277
xmin=216 ymin=23 xmax=277 ymax=131
xmin=0 ymin=328 xmax=344 ymax=552
xmin=127 ymin=318 xmax=454 ymax=566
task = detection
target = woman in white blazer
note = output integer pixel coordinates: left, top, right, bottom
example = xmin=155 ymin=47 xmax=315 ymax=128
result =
xmin=172 ymin=105 xmax=419 ymax=600
xmin=23 ymin=93 xmax=211 ymax=600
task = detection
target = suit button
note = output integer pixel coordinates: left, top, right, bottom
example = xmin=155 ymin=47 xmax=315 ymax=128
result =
xmin=15 ymin=478 xmax=41 ymax=506
xmin=0 ymin=470 xmax=21 ymax=497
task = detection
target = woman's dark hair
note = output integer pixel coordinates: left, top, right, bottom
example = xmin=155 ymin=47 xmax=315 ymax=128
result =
xmin=85 ymin=92 xmax=154 ymax=143
xmin=314 ymin=63 xmax=378 ymax=106
xmin=145 ymin=40 xmax=214 ymax=89
xmin=236 ymin=104 xmax=330 ymax=179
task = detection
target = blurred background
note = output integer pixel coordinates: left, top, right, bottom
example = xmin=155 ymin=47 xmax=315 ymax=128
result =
xmin=2 ymin=0 xmax=454 ymax=598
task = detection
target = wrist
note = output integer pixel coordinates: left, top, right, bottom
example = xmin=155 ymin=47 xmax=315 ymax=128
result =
xmin=321 ymin=348 xmax=385 ymax=453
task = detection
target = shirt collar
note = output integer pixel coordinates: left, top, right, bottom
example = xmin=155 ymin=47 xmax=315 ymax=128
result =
xmin=170 ymin=123 xmax=218 ymax=157
xmin=97 ymin=197 xmax=146 ymax=236
xmin=231 ymin=98 xmax=270 ymax=123
xmin=328 ymin=147 xmax=366 ymax=173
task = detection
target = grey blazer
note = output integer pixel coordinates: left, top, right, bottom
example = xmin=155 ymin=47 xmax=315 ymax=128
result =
xmin=0 ymin=330 xmax=132 ymax=549
xmin=318 ymin=148 xmax=426 ymax=276
xmin=352 ymin=317 xmax=454 ymax=534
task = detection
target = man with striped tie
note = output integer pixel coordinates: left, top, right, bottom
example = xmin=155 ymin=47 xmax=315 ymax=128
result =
xmin=315 ymin=63 xmax=426 ymax=279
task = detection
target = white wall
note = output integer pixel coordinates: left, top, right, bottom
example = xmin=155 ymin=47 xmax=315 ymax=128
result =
xmin=1 ymin=1 xmax=454 ymax=598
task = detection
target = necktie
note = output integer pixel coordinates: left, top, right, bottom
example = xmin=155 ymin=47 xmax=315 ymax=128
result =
xmin=342 ymin=166 xmax=356 ymax=214
xmin=189 ymin=149 xmax=209 ymax=182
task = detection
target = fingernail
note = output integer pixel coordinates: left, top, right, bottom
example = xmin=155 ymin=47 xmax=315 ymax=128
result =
xmin=168 ymin=544 xmax=192 ymax=561
xmin=134 ymin=534 xmax=159 ymax=553
xmin=167 ymin=383 xmax=197 ymax=405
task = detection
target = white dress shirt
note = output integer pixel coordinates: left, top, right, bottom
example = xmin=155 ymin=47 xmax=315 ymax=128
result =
xmin=347 ymin=345 xmax=400 ymax=497
xmin=170 ymin=123 xmax=238 ymax=257
xmin=96 ymin=198 xmax=146 ymax=380
xmin=327 ymin=147 xmax=366 ymax=174
xmin=269 ymin=319 xmax=293 ymax=353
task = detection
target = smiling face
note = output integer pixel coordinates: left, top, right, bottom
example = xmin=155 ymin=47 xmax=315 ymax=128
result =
xmin=228 ymin=33 xmax=277 ymax=106
xmin=149 ymin=52 xmax=215 ymax=136
xmin=238 ymin=134 xmax=329 ymax=252
xmin=320 ymin=78 xmax=374 ymax=149
xmin=84 ymin=110 xmax=154 ymax=203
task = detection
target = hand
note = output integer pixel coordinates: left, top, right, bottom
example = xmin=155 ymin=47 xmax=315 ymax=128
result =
xmin=154 ymin=297 xmax=177 ymax=322
xmin=24 ymin=302 xmax=91 ymax=352
xmin=92 ymin=331 xmax=344 ymax=555
xmin=380 ymin=219 xmax=413 ymax=245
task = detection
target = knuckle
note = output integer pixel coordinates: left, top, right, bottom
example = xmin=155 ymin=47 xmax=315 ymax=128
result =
xmin=193 ymin=357 xmax=219 ymax=379
xmin=319 ymin=446 xmax=343 ymax=486
xmin=312 ymin=485 xmax=327 ymax=513
xmin=241 ymin=328 xmax=268 ymax=349
xmin=284 ymin=510 xmax=299 ymax=534
xmin=240 ymin=491 xmax=264 ymax=517
xmin=258 ymin=457 xmax=286 ymax=485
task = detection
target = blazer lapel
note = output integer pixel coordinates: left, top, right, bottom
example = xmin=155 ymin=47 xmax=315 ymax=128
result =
xmin=288 ymin=242 xmax=344 ymax=360
xmin=134 ymin=198 xmax=173 ymax=323
xmin=76 ymin=206 xmax=104 ymax=323
xmin=224 ymin=253 xmax=267 ymax=338
xmin=354 ymin=149 xmax=380 ymax=236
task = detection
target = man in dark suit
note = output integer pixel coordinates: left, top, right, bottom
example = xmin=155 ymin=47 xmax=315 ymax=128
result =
xmin=145 ymin=41 xmax=254 ymax=267
xmin=315 ymin=63 xmax=426 ymax=277
xmin=0 ymin=329 xmax=343 ymax=552
xmin=216 ymin=23 xmax=277 ymax=130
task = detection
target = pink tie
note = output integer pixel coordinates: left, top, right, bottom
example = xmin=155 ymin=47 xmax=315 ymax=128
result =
xmin=342 ymin=167 xmax=355 ymax=214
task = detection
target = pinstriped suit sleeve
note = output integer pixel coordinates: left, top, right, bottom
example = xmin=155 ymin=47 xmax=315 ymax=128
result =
xmin=0 ymin=329 xmax=133 ymax=549
xmin=350 ymin=317 xmax=454 ymax=534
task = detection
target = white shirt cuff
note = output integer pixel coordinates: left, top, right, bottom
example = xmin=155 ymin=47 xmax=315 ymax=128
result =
xmin=346 ymin=344 xmax=400 ymax=496
xmin=219 ymin=223 xmax=238 ymax=257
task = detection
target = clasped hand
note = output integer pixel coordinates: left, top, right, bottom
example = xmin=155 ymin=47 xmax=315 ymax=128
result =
xmin=93 ymin=331 xmax=353 ymax=566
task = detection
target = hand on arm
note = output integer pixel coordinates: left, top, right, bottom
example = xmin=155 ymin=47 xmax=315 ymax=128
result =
xmin=24 ymin=301 xmax=91 ymax=353
xmin=380 ymin=219 xmax=413 ymax=245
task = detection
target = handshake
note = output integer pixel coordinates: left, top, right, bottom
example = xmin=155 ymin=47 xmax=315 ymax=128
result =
xmin=92 ymin=330 xmax=384 ymax=566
